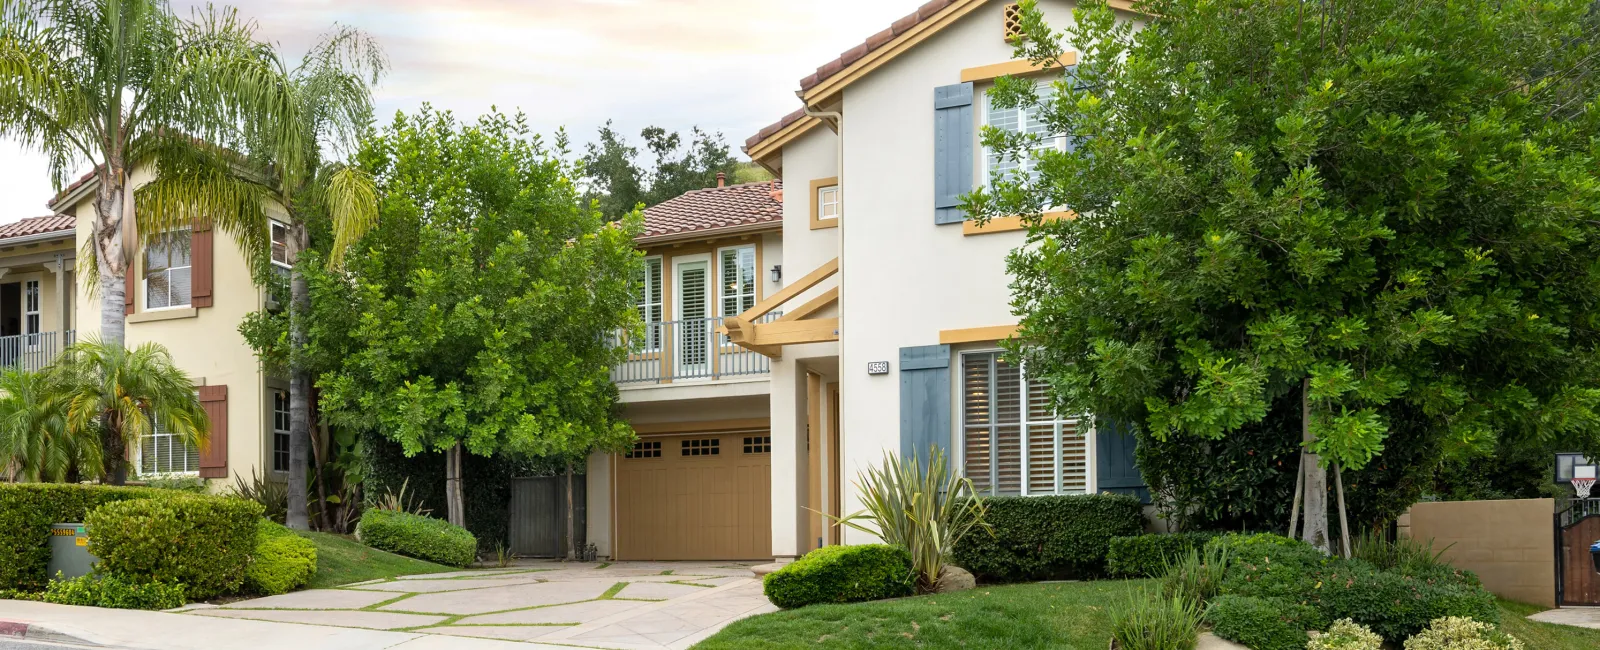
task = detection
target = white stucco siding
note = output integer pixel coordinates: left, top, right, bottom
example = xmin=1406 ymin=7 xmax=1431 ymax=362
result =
xmin=779 ymin=126 xmax=841 ymax=290
xmin=834 ymin=0 xmax=1083 ymax=542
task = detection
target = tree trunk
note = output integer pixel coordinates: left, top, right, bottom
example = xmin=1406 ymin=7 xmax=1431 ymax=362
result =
xmin=286 ymin=254 xmax=313 ymax=530
xmin=103 ymin=412 xmax=127 ymax=486
xmin=1335 ymin=463 xmax=1352 ymax=558
xmin=94 ymin=167 xmax=127 ymax=350
xmin=445 ymin=442 xmax=466 ymax=528
xmin=565 ymin=461 xmax=576 ymax=562
xmin=1301 ymin=379 xmax=1331 ymax=553
xmin=308 ymin=415 xmax=331 ymax=531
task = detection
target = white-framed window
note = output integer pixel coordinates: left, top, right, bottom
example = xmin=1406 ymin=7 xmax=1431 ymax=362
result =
xmin=984 ymin=79 xmax=1067 ymax=185
xmin=139 ymin=414 xmax=200 ymax=476
xmin=144 ymin=230 xmax=192 ymax=310
xmin=719 ymin=245 xmax=757 ymax=318
xmin=817 ymin=185 xmax=840 ymax=221
xmin=272 ymin=389 xmax=291 ymax=473
xmin=636 ymin=256 xmax=663 ymax=350
xmin=960 ymin=350 xmax=1089 ymax=496
xmin=270 ymin=221 xmax=292 ymax=268
xmin=23 ymin=279 xmax=39 ymax=342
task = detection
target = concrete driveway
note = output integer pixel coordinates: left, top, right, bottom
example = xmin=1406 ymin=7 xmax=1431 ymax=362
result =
xmin=182 ymin=561 xmax=776 ymax=650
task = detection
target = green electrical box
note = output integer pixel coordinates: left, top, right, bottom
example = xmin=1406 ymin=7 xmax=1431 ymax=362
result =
xmin=48 ymin=523 xmax=97 ymax=580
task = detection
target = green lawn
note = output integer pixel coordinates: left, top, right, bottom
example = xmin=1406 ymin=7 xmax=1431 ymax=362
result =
xmin=297 ymin=531 xmax=454 ymax=589
xmin=695 ymin=582 xmax=1600 ymax=650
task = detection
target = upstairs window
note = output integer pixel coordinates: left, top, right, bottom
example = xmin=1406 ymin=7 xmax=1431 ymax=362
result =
xmin=144 ymin=230 xmax=192 ymax=310
xmin=636 ymin=256 xmax=663 ymax=349
xmin=984 ymin=80 xmax=1067 ymax=185
xmin=818 ymin=185 xmax=840 ymax=220
xmin=270 ymin=222 xmax=292 ymax=270
xmin=720 ymin=246 xmax=757 ymax=318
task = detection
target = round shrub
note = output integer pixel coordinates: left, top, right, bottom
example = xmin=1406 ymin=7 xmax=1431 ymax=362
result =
xmin=84 ymin=495 xmax=263 ymax=600
xmin=356 ymin=509 xmax=476 ymax=567
xmin=43 ymin=574 xmax=186 ymax=611
xmin=1404 ymin=616 xmax=1525 ymax=650
xmin=1309 ymin=619 xmax=1384 ymax=650
xmin=1108 ymin=532 xmax=1219 ymax=578
xmin=1206 ymin=594 xmax=1322 ymax=650
xmin=1306 ymin=560 xmax=1499 ymax=642
xmin=951 ymin=493 xmax=1143 ymax=583
xmin=246 ymin=521 xmax=317 ymax=596
xmin=763 ymin=544 xmax=915 ymax=609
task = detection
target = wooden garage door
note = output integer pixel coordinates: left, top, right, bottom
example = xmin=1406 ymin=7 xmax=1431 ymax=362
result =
xmin=616 ymin=432 xmax=772 ymax=561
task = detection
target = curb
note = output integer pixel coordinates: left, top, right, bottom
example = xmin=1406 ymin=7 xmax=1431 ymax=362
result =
xmin=0 ymin=619 xmax=103 ymax=647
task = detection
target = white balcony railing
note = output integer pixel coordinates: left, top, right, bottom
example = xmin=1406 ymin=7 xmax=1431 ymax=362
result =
xmin=0 ymin=330 xmax=74 ymax=372
xmin=611 ymin=315 xmax=779 ymax=385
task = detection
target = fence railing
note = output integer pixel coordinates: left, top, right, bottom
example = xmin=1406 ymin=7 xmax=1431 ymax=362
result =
xmin=0 ymin=330 xmax=74 ymax=373
xmin=611 ymin=315 xmax=780 ymax=385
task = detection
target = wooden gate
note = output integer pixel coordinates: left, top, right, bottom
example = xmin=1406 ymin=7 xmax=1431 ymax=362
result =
xmin=508 ymin=475 xmax=586 ymax=558
xmin=1557 ymin=502 xmax=1600 ymax=606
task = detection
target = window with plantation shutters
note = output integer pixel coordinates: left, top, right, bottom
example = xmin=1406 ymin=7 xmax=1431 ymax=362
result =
xmin=636 ymin=257 xmax=663 ymax=349
xmin=985 ymin=80 xmax=1067 ymax=185
xmin=140 ymin=413 xmax=201 ymax=475
xmin=962 ymin=351 xmax=1088 ymax=496
xmin=719 ymin=246 xmax=756 ymax=318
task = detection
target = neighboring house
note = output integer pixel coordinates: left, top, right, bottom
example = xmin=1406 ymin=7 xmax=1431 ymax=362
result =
xmin=50 ymin=165 xmax=292 ymax=484
xmin=585 ymin=0 xmax=1147 ymax=563
xmin=0 ymin=215 xmax=78 ymax=372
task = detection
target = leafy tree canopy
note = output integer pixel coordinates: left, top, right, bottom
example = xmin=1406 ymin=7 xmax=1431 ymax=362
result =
xmin=284 ymin=106 xmax=642 ymax=467
xmin=580 ymin=121 xmax=747 ymax=218
xmin=970 ymin=0 xmax=1600 ymax=489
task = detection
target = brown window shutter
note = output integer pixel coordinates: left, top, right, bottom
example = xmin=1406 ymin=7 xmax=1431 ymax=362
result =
xmin=124 ymin=259 xmax=135 ymax=315
xmin=197 ymin=385 xmax=228 ymax=479
xmin=191 ymin=225 xmax=214 ymax=308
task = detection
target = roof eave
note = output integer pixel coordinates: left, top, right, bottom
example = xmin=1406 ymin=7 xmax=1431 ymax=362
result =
xmin=47 ymin=175 xmax=98 ymax=212
xmin=635 ymin=221 xmax=782 ymax=247
xmin=0 ymin=229 xmax=76 ymax=248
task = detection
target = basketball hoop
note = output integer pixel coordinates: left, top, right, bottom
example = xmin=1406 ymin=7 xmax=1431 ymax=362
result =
xmin=1573 ymin=465 xmax=1598 ymax=500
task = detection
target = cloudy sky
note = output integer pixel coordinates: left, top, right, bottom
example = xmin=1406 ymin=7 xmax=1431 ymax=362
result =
xmin=0 ymin=0 xmax=914 ymax=222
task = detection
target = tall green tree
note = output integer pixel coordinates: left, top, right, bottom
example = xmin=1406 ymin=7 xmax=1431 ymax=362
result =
xmin=969 ymin=0 xmax=1600 ymax=551
xmin=309 ymin=107 xmax=641 ymax=526
xmin=0 ymin=0 xmax=302 ymax=348
xmin=46 ymin=338 xmax=208 ymax=484
xmin=581 ymin=122 xmax=741 ymax=219
xmin=138 ymin=26 xmax=384 ymax=530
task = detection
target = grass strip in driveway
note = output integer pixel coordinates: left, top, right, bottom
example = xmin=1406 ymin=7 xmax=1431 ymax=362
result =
xmin=694 ymin=580 xmax=1143 ymax=650
xmin=1498 ymin=599 xmax=1600 ymax=650
xmin=299 ymin=531 xmax=454 ymax=589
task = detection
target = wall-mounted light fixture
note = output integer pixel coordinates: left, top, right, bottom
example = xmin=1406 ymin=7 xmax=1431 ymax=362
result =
xmin=771 ymin=265 xmax=783 ymax=284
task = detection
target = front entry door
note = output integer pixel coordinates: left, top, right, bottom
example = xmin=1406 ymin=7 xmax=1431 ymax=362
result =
xmin=675 ymin=259 xmax=711 ymax=377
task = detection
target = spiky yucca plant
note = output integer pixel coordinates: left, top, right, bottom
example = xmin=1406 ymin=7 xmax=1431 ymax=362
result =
xmin=828 ymin=445 xmax=991 ymax=593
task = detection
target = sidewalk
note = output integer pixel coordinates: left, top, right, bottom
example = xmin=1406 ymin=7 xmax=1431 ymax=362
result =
xmin=0 ymin=601 xmax=571 ymax=650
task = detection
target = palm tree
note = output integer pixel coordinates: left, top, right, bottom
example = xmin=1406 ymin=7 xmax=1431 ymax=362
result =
xmin=0 ymin=367 xmax=97 ymax=482
xmin=0 ymin=0 xmax=303 ymax=348
xmin=48 ymin=338 xmax=207 ymax=484
xmin=136 ymin=27 xmax=384 ymax=529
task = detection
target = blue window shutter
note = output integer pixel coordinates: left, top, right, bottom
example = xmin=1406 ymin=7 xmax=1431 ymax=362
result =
xmin=900 ymin=345 xmax=952 ymax=470
xmin=933 ymin=83 xmax=974 ymax=225
xmin=1095 ymin=417 xmax=1150 ymax=503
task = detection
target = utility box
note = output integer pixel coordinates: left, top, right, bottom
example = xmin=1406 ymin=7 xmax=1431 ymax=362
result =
xmin=48 ymin=523 xmax=97 ymax=580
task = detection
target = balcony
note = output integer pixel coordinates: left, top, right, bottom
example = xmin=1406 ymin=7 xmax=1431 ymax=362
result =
xmin=0 ymin=330 xmax=74 ymax=372
xmin=611 ymin=316 xmax=778 ymax=385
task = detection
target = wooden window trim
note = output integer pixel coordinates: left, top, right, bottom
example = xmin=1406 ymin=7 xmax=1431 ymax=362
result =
xmin=959 ymin=52 xmax=1077 ymax=84
xmin=809 ymin=177 xmax=840 ymax=230
xmin=963 ymin=211 xmax=1075 ymax=236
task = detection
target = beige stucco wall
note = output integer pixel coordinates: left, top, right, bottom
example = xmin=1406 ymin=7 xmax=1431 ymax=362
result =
xmin=67 ymin=163 xmax=273 ymax=488
xmin=1401 ymin=499 xmax=1556 ymax=607
xmin=832 ymin=0 xmax=1086 ymax=544
xmin=0 ymin=237 xmax=77 ymax=338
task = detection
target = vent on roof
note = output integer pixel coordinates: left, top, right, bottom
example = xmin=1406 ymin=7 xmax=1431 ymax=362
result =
xmin=1004 ymin=3 xmax=1025 ymax=43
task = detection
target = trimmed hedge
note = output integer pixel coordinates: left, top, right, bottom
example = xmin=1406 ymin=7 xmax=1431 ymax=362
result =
xmin=85 ymin=496 xmax=263 ymax=600
xmin=1305 ymin=561 xmax=1498 ymax=642
xmin=1108 ymin=532 xmax=1219 ymax=578
xmin=246 ymin=521 xmax=317 ymax=596
xmin=763 ymin=544 xmax=915 ymax=609
xmin=357 ymin=509 xmax=477 ymax=567
xmin=1207 ymin=594 xmax=1324 ymax=650
xmin=0 ymin=483 xmax=171 ymax=591
xmin=40 ymin=574 xmax=186 ymax=611
xmin=952 ymin=493 xmax=1143 ymax=582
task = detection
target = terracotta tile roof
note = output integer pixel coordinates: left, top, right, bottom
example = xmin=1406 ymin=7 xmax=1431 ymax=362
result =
xmin=745 ymin=0 xmax=962 ymax=153
xmin=640 ymin=180 xmax=783 ymax=242
xmin=799 ymin=0 xmax=959 ymax=94
xmin=46 ymin=168 xmax=100 ymax=209
xmin=0 ymin=214 xmax=75 ymax=242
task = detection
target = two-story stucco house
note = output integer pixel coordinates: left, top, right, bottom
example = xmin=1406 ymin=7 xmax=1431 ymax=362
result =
xmin=584 ymin=0 xmax=1147 ymax=564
